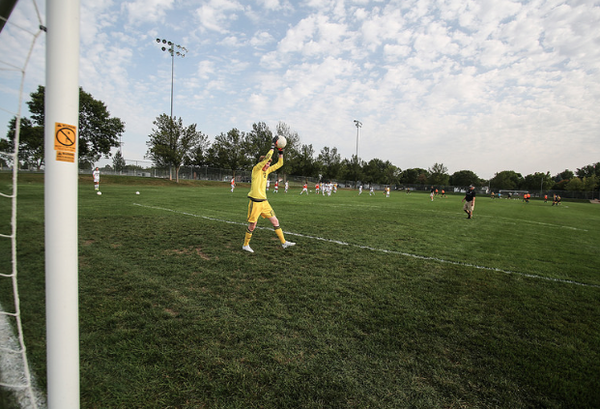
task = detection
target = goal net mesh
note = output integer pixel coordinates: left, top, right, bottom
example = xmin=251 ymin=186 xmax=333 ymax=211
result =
xmin=1 ymin=0 xmax=47 ymax=407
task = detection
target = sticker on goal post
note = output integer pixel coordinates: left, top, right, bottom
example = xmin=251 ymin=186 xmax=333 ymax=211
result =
xmin=56 ymin=151 xmax=76 ymax=162
xmin=54 ymin=123 xmax=77 ymax=163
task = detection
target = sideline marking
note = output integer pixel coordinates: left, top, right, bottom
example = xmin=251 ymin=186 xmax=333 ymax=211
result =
xmin=0 ymin=303 xmax=46 ymax=408
xmin=134 ymin=203 xmax=599 ymax=289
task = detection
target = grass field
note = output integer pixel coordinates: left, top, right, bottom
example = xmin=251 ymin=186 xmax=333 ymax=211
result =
xmin=1 ymin=173 xmax=600 ymax=408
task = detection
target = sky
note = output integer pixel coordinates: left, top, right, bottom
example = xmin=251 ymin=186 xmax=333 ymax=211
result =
xmin=1 ymin=0 xmax=599 ymax=180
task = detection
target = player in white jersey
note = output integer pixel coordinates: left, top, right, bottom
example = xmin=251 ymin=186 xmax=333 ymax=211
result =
xmin=93 ymin=167 xmax=100 ymax=191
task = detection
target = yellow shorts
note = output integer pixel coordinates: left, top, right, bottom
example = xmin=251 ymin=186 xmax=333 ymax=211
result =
xmin=247 ymin=200 xmax=275 ymax=223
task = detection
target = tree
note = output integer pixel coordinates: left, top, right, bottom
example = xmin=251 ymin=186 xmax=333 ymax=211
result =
xmin=449 ymin=170 xmax=480 ymax=187
xmin=146 ymin=114 xmax=205 ymax=182
xmin=576 ymin=163 xmax=600 ymax=178
xmin=316 ymin=146 xmax=342 ymax=180
xmin=187 ymin=131 xmax=211 ymax=167
xmin=362 ymin=158 xmax=386 ymax=184
xmin=490 ymin=170 xmax=523 ymax=190
xmin=0 ymin=138 xmax=10 ymax=168
xmin=399 ymin=168 xmax=428 ymax=184
xmin=523 ymin=172 xmax=553 ymax=193
xmin=207 ymin=128 xmax=250 ymax=174
xmin=384 ymin=163 xmax=401 ymax=186
xmin=2 ymin=117 xmax=44 ymax=169
xmin=553 ymin=169 xmax=574 ymax=183
xmin=340 ymin=156 xmax=364 ymax=187
xmin=582 ymin=176 xmax=599 ymax=192
xmin=274 ymin=122 xmax=301 ymax=175
xmin=361 ymin=158 xmax=399 ymax=185
xmin=428 ymin=162 xmax=449 ymax=185
xmin=112 ymin=150 xmax=126 ymax=173
xmin=25 ymin=85 xmax=125 ymax=167
xmin=246 ymin=122 xmax=273 ymax=164
xmin=565 ymin=177 xmax=583 ymax=191
xmin=290 ymin=143 xmax=318 ymax=178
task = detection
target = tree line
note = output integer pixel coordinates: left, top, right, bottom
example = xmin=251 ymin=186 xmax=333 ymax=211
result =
xmin=2 ymin=86 xmax=598 ymax=192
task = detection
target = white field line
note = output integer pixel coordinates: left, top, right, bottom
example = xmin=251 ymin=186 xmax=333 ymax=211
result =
xmin=0 ymin=303 xmax=46 ymax=408
xmin=134 ymin=203 xmax=599 ymax=289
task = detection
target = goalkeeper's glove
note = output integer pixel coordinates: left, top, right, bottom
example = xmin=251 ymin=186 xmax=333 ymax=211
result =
xmin=271 ymin=136 xmax=279 ymax=150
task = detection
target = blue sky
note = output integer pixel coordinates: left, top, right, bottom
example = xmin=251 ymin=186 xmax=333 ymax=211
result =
xmin=1 ymin=0 xmax=599 ymax=179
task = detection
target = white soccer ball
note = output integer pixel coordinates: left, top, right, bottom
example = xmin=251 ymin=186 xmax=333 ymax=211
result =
xmin=97 ymin=191 xmax=102 ymax=195
xmin=276 ymin=136 xmax=287 ymax=149
xmin=136 ymin=191 xmax=140 ymax=195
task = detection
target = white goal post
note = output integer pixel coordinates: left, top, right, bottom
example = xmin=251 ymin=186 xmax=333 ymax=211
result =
xmin=44 ymin=0 xmax=81 ymax=408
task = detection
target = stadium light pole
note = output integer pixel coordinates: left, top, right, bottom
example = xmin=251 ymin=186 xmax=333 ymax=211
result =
xmin=156 ymin=38 xmax=187 ymax=119
xmin=353 ymin=120 xmax=362 ymax=161
xmin=156 ymin=38 xmax=187 ymax=180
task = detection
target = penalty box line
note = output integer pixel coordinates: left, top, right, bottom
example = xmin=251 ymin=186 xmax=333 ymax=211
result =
xmin=134 ymin=203 xmax=599 ymax=289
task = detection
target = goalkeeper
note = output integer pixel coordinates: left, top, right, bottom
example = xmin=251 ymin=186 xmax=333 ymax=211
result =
xmin=242 ymin=136 xmax=296 ymax=253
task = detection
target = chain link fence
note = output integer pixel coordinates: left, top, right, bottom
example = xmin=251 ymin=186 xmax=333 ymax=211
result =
xmin=3 ymin=165 xmax=598 ymax=200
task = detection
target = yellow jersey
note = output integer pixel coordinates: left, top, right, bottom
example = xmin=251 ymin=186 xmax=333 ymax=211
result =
xmin=247 ymin=149 xmax=283 ymax=201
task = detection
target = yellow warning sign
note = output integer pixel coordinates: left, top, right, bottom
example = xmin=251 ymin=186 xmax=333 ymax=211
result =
xmin=56 ymin=151 xmax=75 ymax=163
xmin=54 ymin=123 xmax=77 ymax=152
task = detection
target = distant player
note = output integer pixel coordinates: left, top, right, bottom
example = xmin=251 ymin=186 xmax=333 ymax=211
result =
xmin=242 ymin=137 xmax=295 ymax=253
xmin=385 ymin=186 xmax=390 ymax=197
xmin=552 ymin=194 xmax=562 ymax=206
xmin=274 ymin=180 xmax=279 ymax=193
xmin=369 ymin=186 xmax=374 ymax=196
xmin=300 ymin=183 xmax=309 ymax=195
xmin=93 ymin=167 xmax=100 ymax=191
xmin=358 ymin=185 xmax=363 ymax=195
xmin=315 ymin=183 xmax=320 ymax=195
xmin=430 ymin=186 xmax=435 ymax=201
xmin=230 ymin=177 xmax=236 ymax=193
xmin=285 ymin=180 xmax=289 ymax=193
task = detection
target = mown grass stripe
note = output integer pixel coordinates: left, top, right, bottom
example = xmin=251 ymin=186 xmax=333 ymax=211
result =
xmin=134 ymin=202 xmax=599 ymax=289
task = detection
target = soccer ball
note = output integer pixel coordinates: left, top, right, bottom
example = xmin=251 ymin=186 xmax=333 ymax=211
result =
xmin=97 ymin=191 xmax=102 ymax=195
xmin=136 ymin=191 xmax=140 ymax=195
xmin=276 ymin=136 xmax=287 ymax=149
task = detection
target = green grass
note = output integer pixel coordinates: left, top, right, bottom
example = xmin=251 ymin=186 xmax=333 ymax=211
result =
xmin=1 ymin=173 xmax=600 ymax=408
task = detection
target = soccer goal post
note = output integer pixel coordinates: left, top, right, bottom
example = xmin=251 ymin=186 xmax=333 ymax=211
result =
xmin=44 ymin=0 xmax=81 ymax=407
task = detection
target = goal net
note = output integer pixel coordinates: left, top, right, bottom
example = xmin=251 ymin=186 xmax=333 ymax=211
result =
xmin=0 ymin=0 xmax=46 ymax=407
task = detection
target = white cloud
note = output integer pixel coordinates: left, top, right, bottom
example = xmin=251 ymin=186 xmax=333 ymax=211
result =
xmin=194 ymin=0 xmax=245 ymax=33
xmin=122 ymin=0 xmax=175 ymax=25
xmin=4 ymin=0 xmax=599 ymax=178
xmin=250 ymin=31 xmax=275 ymax=47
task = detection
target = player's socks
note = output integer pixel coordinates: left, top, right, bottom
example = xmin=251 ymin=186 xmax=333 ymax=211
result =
xmin=244 ymin=228 xmax=253 ymax=246
xmin=274 ymin=226 xmax=285 ymax=243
